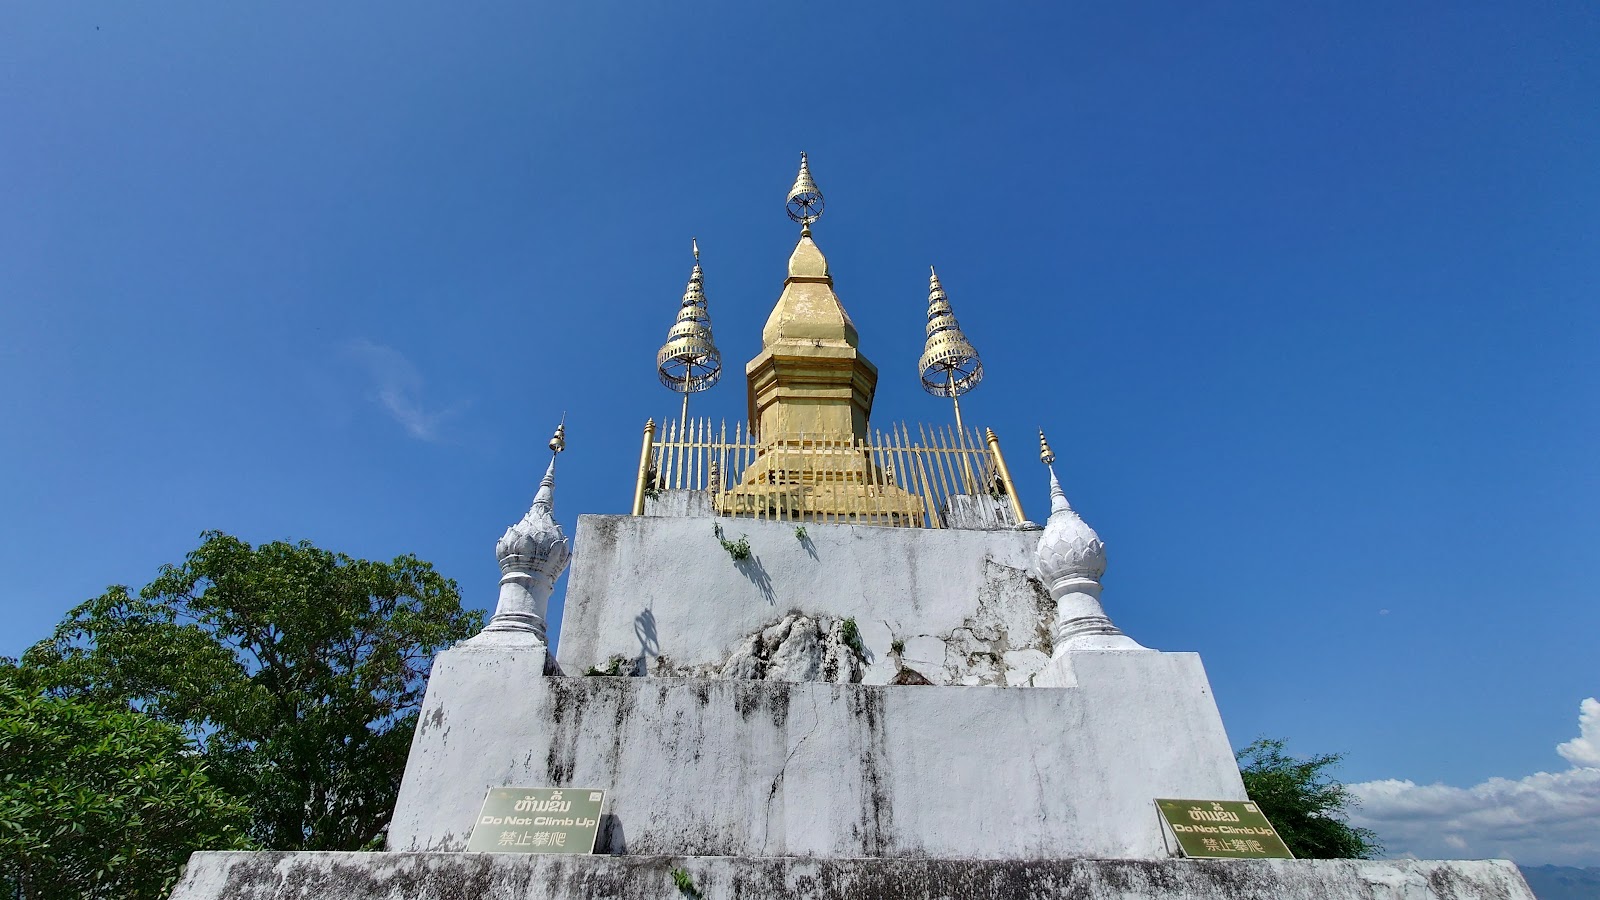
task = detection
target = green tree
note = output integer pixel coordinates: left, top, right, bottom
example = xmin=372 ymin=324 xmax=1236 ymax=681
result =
xmin=22 ymin=531 xmax=480 ymax=851
xmin=0 ymin=666 xmax=254 ymax=900
xmin=1236 ymin=737 xmax=1382 ymax=859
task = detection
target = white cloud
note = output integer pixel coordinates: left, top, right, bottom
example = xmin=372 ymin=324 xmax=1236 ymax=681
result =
xmin=1350 ymin=698 xmax=1600 ymax=866
xmin=1557 ymin=697 xmax=1600 ymax=768
xmin=343 ymin=339 xmax=459 ymax=441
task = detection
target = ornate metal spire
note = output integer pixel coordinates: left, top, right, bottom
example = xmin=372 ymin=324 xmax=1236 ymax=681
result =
xmin=1039 ymin=429 xmax=1055 ymax=466
xmin=919 ymin=265 xmax=984 ymax=484
xmin=656 ymin=239 xmax=723 ymax=415
xmin=919 ymin=266 xmax=983 ymax=399
xmin=785 ymin=152 xmax=824 ymax=226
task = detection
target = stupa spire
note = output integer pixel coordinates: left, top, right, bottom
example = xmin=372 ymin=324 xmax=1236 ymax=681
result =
xmin=1034 ymin=429 xmax=1143 ymax=654
xmin=656 ymin=238 xmax=723 ymax=425
xmin=1040 ymin=429 xmax=1070 ymax=514
xmin=473 ymin=421 xmax=572 ymax=648
xmin=718 ymin=152 xmax=928 ymax=521
xmin=743 ymin=153 xmax=876 ymax=443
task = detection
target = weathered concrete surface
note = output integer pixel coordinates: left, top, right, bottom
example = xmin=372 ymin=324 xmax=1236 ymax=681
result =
xmin=171 ymin=851 xmax=1538 ymax=900
xmin=556 ymin=515 xmax=1055 ymax=685
xmin=642 ymin=490 xmax=713 ymax=518
xmin=668 ymin=612 xmax=866 ymax=683
xmin=388 ymin=649 xmax=1245 ymax=858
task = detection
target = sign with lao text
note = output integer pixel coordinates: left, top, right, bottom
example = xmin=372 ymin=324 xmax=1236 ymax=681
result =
xmin=1154 ymin=799 xmax=1295 ymax=859
xmin=466 ymin=787 xmax=605 ymax=854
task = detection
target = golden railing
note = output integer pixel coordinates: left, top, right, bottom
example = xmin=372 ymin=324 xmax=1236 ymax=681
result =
xmin=631 ymin=418 xmax=1026 ymax=528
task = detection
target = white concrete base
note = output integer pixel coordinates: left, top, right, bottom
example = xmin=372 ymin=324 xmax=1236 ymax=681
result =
xmin=1034 ymin=648 xmax=1156 ymax=687
xmin=388 ymin=645 xmax=1245 ymax=859
xmin=556 ymin=515 xmax=1054 ymax=685
xmin=170 ymin=851 xmax=1538 ymax=900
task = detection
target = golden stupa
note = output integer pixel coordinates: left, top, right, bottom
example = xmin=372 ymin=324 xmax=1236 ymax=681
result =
xmin=634 ymin=154 xmax=1025 ymax=527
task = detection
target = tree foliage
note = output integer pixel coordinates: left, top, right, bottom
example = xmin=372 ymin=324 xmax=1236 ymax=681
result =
xmin=0 ymin=666 xmax=254 ymax=900
xmin=1236 ymin=737 xmax=1382 ymax=859
xmin=21 ymin=531 xmax=480 ymax=850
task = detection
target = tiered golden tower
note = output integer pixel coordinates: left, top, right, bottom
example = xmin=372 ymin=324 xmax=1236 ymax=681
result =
xmin=719 ymin=155 xmax=922 ymax=521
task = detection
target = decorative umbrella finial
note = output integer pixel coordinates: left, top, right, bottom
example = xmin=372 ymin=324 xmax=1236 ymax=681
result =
xmin=920 ymin=266 xmax=985 ymax=488
xmin=548 ymin=416 xmax=566 ymax=454
xmin=1039 ymin=429 xmax=1055 ymax=466
xmin=919 ymin=266 xmax=983 ymax=399
xmin=656 ymin=241 xmax=723 ymax=422
xmin=785 ymin=152 xmax=824 ymax=226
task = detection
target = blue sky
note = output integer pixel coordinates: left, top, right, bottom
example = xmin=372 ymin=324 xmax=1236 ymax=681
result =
xmin=3 ymin=1 xmax=1597 ymax=865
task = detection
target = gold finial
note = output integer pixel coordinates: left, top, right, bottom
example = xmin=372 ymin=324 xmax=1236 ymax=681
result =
xmin=657 ymin=241 xmax=723 ymax=403
xmin=549 ymin=416 xmax=567 ymax=454
xmin=919 ymin=265 xmax=983 ymax=399
xmin=1038 ymin=429 xmax=1055 ymax=465
xmin=785 ymin=152 xmax=824 ymax=226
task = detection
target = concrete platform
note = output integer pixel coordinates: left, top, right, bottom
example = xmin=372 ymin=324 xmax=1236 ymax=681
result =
xmin=170 ymin=851 xmax=1537 ymax=899
xmin=387 ymin=647 xmax=1247 ymax=859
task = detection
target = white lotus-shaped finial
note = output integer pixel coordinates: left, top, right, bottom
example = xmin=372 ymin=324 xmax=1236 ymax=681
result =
xmin=1036 ymin=467 xmax=1106 ymax=589
xmin=495 ymin=458 xmax=570 ymax=582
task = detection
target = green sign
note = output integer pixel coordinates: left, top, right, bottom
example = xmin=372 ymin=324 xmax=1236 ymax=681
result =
xmin=1154 ymin=798 xmax=1295 ymax=859
xmin=466 ymin=787 xmax=605 ymax=854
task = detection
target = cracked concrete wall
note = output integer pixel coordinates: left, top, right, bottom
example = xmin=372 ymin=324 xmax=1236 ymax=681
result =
xmin=388 ymin=646 xmax=1248 ymax=859
xmin=649 ymin=613 xmax=867 ymax=683
xmin=555 ymin=515 xmax=1056 ymax=686
xmin=172 ymin=852 xmax=1537 ymax=900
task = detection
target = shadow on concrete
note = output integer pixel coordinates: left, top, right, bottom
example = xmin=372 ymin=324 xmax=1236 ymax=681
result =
xmin=735 ymin=556 xmax=777 ymax=605
xmin=633 ymin=609 xmax=658 ymax=660
xmin=598 ymin=814 xmax=626 ymax=854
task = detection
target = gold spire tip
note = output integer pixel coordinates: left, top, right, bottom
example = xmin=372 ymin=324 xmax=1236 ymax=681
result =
xmin=1038 ymin=429 xmax=1055 ymax=465
xmin=549 ymin=419 xmax=567 ymax=454
xmin=692 ymin=237 xmax=699 ymax=262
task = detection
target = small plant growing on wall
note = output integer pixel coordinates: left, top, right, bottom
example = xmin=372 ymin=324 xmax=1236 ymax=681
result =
xmin=669 ymin=867 xmax=702 ymax=899
xmin=584 ymin=657 xmax=624 ymax=677
xmin=794 ymin=525 xmax=808 ymax=542
xmin=841 ymin=617 xmax=865 ymax=657
xmin=713 ymin=523 xmax=752 ymax=561
xmin=890 ymin=638 xmax=905 ymax=655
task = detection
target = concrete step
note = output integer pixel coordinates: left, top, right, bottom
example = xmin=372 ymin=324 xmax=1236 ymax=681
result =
xmin=171 ymin=851 xmax=1535 ymax=900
